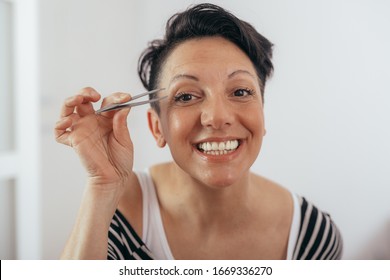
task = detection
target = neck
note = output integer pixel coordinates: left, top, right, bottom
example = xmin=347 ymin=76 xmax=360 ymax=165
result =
xmin=157 ymin=162 xmax=255 ymax=226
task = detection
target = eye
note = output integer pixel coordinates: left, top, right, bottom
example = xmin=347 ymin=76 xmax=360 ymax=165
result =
xmin=174 ymin=92 xmax=197 ymax=103
xmin=233 ymin=88 xmax=255 ymax=97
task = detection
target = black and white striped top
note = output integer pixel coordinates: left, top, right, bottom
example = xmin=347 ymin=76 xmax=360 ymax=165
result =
xmin=292 ymin=196 xmax=343 ymax=259
xmin=107 ymin=195 xmax=343 ymax=260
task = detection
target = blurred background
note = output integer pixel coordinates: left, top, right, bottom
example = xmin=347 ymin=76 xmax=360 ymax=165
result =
xmin=1 ymin=0 xmax=389 ymax=259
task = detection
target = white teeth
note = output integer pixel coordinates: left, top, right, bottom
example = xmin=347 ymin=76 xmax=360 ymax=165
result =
xmin=197 ymin=140 xmax=240 ymax=154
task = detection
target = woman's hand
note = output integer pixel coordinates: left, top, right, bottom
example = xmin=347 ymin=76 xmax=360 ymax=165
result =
xmin=54 ymin=87 xmax=134 ymax=191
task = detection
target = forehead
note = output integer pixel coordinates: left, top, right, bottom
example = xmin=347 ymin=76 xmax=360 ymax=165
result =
xmin=160 ymin=37 xmax=257 ymax=82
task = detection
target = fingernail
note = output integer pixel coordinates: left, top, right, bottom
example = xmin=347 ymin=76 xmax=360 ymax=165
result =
xmin=115 ymin=93 xmax=128 ymax=102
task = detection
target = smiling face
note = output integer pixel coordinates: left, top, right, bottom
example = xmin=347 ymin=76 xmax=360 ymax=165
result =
xmin=148 ymin=36 xmax=266 ymax=188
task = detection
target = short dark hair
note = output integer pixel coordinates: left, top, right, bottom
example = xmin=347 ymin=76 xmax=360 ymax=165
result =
xmin=138 ymin=3 xmax=274 ymax=114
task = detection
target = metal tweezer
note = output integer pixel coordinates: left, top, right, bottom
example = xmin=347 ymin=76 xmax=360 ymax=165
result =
xmin=95 ymin=88 xmax=166 ymax=114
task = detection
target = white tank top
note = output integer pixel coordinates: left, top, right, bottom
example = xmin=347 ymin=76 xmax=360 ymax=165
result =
xmin=136 ymin=170 xmax=300 ymax=260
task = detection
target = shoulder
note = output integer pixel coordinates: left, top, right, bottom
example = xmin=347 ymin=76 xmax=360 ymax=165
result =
xmin=292 ymin=196 xmax=343 ymax=260
xmin=250 ymin=173 xmax=293 ymax=212
xmin=116 ymin=172 xmax=144 ymax=243
xmin=108 ymin=171 xmax=155 ymax=259
xmin=108 ymin=209 xmax=154 ymax=260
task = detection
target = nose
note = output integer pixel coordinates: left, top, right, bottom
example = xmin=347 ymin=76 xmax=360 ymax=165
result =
xmin=200 ymin=94 xmax=235 ymax=130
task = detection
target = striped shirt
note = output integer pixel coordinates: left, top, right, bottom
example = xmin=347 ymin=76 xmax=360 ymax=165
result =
xmin=292 ymin=196 xmax=343 ymax=259
xmin=107 ymin=173 xmax=342 ymax=260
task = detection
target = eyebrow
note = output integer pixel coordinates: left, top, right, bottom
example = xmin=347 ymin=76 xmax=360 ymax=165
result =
xmin=228 ymin=69 xmax=256 ymax=79
xmin=168 ymin=69 xmax=256 ymax=87
xmin=169 ymin=74 xmax=199 ymax=87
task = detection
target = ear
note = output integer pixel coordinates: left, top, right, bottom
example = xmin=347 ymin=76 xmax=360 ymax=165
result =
xmin=262 ymin=112 xmax=266 ymax=137
xmin=147 ymin=108 xmax=166 ymax=148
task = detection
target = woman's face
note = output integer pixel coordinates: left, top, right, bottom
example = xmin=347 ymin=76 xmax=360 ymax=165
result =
xmin=149 ymin=36 xmax=266 ymax=188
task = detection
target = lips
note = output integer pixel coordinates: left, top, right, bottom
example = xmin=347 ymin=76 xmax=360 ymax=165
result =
xmin=196 ymin=139 xmax=240 ymax=155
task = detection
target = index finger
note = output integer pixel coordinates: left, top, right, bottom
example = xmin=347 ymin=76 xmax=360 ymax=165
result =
xmin=60 ymin=88 xmax=101 ymax=117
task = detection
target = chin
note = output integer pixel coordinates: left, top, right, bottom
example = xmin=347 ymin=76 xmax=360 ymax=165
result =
xmin=197 ymin=170 xmax=243 ymax=189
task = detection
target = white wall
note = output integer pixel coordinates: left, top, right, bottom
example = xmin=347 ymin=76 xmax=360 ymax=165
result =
xmin=1 ymin=0 xmax=41 ymax=259
xmin=38 ymin=0 xmax=390 ymax=259
xmin=0 ymin=0 xmax=15 ymax=259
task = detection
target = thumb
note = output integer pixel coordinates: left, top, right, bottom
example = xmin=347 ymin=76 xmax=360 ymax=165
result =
xmin=112 ymin=108 xmax=132 ymax=147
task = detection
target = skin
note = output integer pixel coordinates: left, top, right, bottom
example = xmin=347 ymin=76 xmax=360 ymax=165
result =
xmin=55 ymin=36 xmax=293 ymax=260
xmin=150 ymin=37 xmax=265 ymax=189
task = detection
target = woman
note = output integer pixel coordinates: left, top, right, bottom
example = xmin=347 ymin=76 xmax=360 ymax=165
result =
xmin=55 ymin=3 xmax=342 ymax=260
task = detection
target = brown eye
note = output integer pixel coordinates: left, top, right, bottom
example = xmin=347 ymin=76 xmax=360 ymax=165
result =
xmin=174 ymin=92 xmax=196 ymax=103
xmin=233 ymin=88 xmax=254 ymax=97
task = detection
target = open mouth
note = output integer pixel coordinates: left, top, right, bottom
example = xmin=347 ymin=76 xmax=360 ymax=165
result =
xmin=196 ymin=139 xmax=241 ymax=155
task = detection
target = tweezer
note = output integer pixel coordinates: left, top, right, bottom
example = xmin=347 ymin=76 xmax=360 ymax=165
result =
xmin=95 ymin=88 xmax=166 ymax=114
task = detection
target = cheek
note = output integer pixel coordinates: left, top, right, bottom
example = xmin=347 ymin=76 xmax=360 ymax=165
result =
xmin=244 ymin=104 xmax=265 ymax=128
xmin=163 ymin=110 xmax=198 ymax=143
xmin=256 ymin=114 xmax=266 ymax=135
xmin=245 ymin=108 xmax=266 ymax=146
